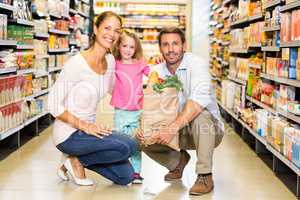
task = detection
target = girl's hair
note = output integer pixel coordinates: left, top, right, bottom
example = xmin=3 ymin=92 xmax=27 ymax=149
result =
xmin=112 ymin=30 xmax=143 ymax=60
xmin=89 ymin=11 xmax=122 ymax=48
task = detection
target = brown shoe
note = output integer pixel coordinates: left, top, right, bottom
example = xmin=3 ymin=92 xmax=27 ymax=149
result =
xmin=164 ymin=150 xmax=190 ymax=181
xmin=189 ymin=174 xmax=214 ymax=195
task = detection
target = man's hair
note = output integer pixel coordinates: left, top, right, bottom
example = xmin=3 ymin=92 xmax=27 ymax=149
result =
xmin=158 ymin=27 xmax=186 ymax=46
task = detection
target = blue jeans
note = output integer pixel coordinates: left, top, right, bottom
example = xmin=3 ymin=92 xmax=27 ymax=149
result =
xmin=56 ymin=130 xmax=138 ymax=185
xmin=114 ymin=109 xmax=142 ymax=173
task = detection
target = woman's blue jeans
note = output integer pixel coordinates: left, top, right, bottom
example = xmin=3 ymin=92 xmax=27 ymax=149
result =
xmin=56 ymin=130 xmax=138 ymax=185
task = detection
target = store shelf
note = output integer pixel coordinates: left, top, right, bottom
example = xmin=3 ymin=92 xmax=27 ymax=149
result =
xmin=223 ymin=13 xmax=230 ymax=20
xmin=217 ymin=100 xmax=267 ymax=146
xmin=0 ymin=67 xmax=17 ymax=74
xmin=230 ymin=17 xmax=249 ymax=27
xmin=280 ymin=1 xmax=300 ymax=12
xmin=69 ymin=8 xmax=77 ymax=15
xmin=69 ymin=41 xmax=78 ymax=45
xmin=263 ymin=0 xmax=283 ymax=10
xmin=248 ymin=43 xmax=261 ymax=48
xmin=216 ymin=23 xmax=224 ymax=29
xmin=262 ymin=25 xmax=280 ymax=32
xmin=281 ymin=41 xmax=300 ymax=48
xmin=228 ymin=76 xmax=247 ymax=85
xmin=34 ymin=71 xmax=49 ymax=78
xmin=222 ymin=61 xmax=229 ymax=66
xmin=78 ymin=11 xmax=89 ymax=18
xmin=0 ymin=99 xmax=23 ymax=109
xmin=9 ymin=19 xmax=35 ymax=26
xmin=17 ymin=68 xmax=36 ymax=75
xmin=81 ymin=0 xmax=90 ymax=5
xmin=223 ymin=0 xmax=234 ymax=6
xmin=49 ymin=29 xmax=70 ymax=35
xmin=246 ymin=95 xmax=277 ymax=115
xmin=123 ymin=24 xmax=166 ymax=29
xmin=48 ymin=48 xmax=70 ymax=53
xmin=34 ymin=32 xmax=50 ymax=38
xmin=260 ymin=73 xmax=300 ymax=88
xmin=25 ymin=89 xmax=49 ymax=100
xmin=248 ymin=13 xmax=264 ymax=23
xmin=35 ymin=54 xmax=50 ymax=59
xmin=24 ymin=111 xmax=49 ymax=126
xmin=0 ymin=39 xmax=17 ymax=46
xmin=266 ymin=144 xmax=300 ymax=176
xmin=229 ymin=48 xmax=248 ymax=54
xmin=48 ymin=67 xmax=62 ymax=73
xmin=49 ymin=13 xmax=61 ymax=19
xmin=0 ymin=124 xmax=23 ymax=141
xmin=0 ymin=111 xmax=49 ymax=141
xmin=278 ymin=108 xmax=300 ymax=124
xmin=222 ymin=41 xmax=230 ymax=46
xmin=0 ymin=3 xmax=15 ymax=12
xmin=248 ymin=63 xmax=262 ymax=69
xmin=222 ymin=28 xmax=231 ymax=34
xmin=16 ymin=44 xmax=34 ymax=50
xmin=261 ymin=46 xmax=280 ymax=52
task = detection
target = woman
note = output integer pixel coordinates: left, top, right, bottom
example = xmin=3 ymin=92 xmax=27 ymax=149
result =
xmin=48 ymin=11 xmax=138 ymax=186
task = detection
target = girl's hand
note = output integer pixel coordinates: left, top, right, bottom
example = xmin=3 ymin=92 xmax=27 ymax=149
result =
xmin=83 ymin=123 xmax=112 ymax=139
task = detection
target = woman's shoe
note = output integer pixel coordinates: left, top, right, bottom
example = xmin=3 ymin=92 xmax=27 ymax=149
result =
xmin=63 ymin=158 xmax=94 ymax=186
xmin=57 ymin=166 xmax=69 ymax=181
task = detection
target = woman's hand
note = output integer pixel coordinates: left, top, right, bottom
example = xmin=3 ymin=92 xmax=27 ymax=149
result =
xmin=82 ymin=123 xmax=112 ymax=139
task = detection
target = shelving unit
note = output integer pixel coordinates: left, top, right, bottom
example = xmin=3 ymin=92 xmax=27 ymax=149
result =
xmin=210 ymin=0 xmax=300 ymax=197
xmin=0 ymin=0 xmax=93 ymax=151
xmin=94 ymin=0 xmax=191 ymax=60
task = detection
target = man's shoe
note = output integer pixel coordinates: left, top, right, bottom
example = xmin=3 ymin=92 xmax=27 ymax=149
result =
xmin=164 ymin=150 xmax=190 ymax=181
xmin=189 ymin=174 xmax=214 ymax=195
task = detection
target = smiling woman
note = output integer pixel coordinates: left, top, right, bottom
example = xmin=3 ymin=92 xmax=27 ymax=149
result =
xmin=48 ymin=11 xmax=138 ymax=187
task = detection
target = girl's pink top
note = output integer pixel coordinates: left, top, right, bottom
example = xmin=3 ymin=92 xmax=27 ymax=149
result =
xmin=110 ymin=59 xmax=150 ymax=110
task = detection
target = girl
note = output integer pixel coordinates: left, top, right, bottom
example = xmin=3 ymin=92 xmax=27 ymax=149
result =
xmin=48 ymin=11 xmax=137 ymax=186
xmin=111 ymin=30 xmax=150 ymax=184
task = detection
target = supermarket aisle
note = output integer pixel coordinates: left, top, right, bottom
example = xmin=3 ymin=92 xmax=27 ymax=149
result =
xmin=0 ymin=96 xmax=296 ymax=200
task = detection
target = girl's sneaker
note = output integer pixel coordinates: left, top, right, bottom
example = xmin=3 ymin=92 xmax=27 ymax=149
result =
xmin=132 ymin=173 xmax=144 ymax=184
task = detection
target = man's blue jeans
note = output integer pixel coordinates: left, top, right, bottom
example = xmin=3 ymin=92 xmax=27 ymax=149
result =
xmin=56 ymin=130 xmax=138 ymax=185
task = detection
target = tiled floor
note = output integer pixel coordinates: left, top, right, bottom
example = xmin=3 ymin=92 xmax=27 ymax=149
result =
xmin=0 ymin=96 xmax=297 ymax=200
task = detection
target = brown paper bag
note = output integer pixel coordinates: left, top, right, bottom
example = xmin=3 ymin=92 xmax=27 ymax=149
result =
xmin=141 ymin=86 xmax=180 ymax=151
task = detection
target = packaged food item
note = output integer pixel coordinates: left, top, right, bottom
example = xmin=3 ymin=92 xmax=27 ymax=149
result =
xmin=278 ymin=85 xmax=296 ymax=111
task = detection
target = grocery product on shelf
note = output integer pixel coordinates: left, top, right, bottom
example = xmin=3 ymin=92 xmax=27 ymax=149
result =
xmin=16 ymin=50 xmax=34 ymax=70
xmin=8 ymin=25 xmax=34 ymax=45
xmin=0 ymin=50 xmax=17 ymax=69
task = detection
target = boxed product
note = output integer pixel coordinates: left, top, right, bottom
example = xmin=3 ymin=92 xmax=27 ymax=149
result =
xmin=281 ymin=12 xmax=292 ymax=42
xmin=255 ymin=109 xmax=271 ymax=137
xmin=261 ymin=82 xmax=275 ymax=107
xmin=288 ymin=101 xmax=300 ymax=115
xmin=289 ymin=48 xmax=298 ymax=79
xmin=268 ymin=117 xmax=290 ymax=153
xmin=278 ymin=84 xmax=296 ymax=111
xmin=278 ymin=59 xmax=289 ymax=78
xmin=237 ymin=58 xmax=249 ymax=81
xmin=266 ymin=57 xmax=280 ymax=76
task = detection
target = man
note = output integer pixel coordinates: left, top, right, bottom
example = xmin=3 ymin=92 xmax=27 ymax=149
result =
xmin=137 ymin=27 xmax=224 ymax=195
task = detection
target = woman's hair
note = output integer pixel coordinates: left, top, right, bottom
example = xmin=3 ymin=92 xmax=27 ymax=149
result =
xmin=112 ymin=29 xmax=143 ymax=60
xmin=89 ymin=11 xmax=122 ymax=48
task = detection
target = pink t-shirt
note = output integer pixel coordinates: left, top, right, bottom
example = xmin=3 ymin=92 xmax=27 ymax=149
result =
xmin=110 ymin=59 xmax=150 ymax=110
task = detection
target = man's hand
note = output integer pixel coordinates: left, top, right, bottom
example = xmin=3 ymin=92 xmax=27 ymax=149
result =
xmin=134 ymin=128 xmax=146 ymax=144
xmin=152 ymin=123 xmax=180 ymax=145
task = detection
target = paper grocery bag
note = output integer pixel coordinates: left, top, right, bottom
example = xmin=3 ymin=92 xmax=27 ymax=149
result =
xmin=141 ymin=86 xmax=180 ymax=151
